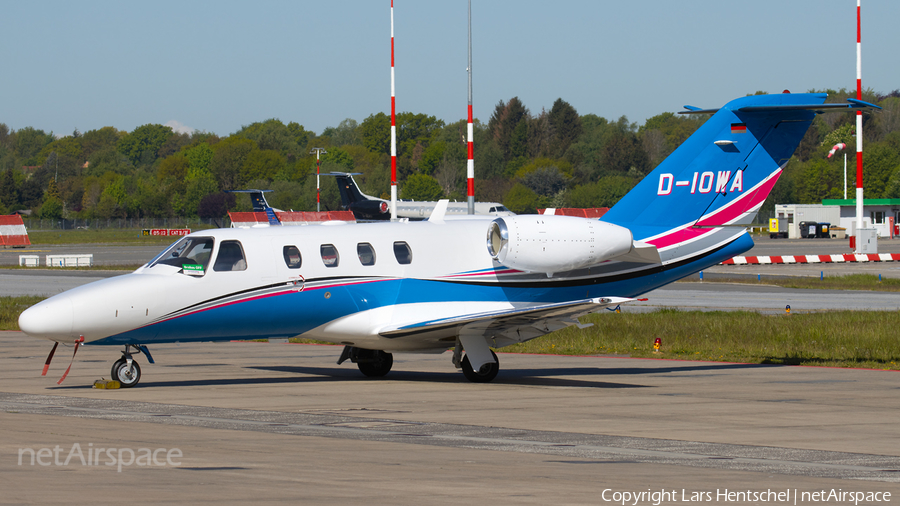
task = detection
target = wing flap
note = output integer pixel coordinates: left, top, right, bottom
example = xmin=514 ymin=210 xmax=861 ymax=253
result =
xmin=379 ymin=297 xmax=634 ymax=340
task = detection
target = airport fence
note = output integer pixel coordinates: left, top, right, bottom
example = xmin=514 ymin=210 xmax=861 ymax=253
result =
xmin=21 ymin=217 xmax=229 ymax=232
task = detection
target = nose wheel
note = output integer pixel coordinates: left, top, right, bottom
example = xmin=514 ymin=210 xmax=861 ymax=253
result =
xmin=111 ymin=357 xmax=141 ymax=388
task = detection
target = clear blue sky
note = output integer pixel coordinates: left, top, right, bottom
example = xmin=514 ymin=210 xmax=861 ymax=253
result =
xmin=2 ymin=1 xmax=897 ymax=138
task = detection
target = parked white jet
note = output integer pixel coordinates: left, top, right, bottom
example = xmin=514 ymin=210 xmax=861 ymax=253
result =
xmin=18 ymin=93 xmax=879 ymax=386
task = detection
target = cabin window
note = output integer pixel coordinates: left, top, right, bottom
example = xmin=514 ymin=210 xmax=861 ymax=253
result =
xmin=151 ymin=236 xmax=214 ymax=276
xmin=213 ymin=240 xmax=248 ymax=272
xmin=321 ymin=244 xmax=340 ymax=267
xmin=393 ymin=241 xmax=412 ymax=265
xmin=283 ymin=246 xmax=302 ymax=269
xmin=357 ymin=243 xmax=376 ymax=266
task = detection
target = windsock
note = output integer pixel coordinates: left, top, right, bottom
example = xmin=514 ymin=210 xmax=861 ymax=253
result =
xmin=827 ymin=143 xmax=846 ymax=159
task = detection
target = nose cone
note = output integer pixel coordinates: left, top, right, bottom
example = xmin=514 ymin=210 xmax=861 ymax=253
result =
xmin=18 ymin=296 xmax=75 ymax=342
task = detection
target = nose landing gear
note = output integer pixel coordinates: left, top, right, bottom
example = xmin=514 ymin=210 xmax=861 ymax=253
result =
xmin=110 ymin=344 xmax=154 ymax=388
xmin=111 ymin=357 xmax=141 ymax=387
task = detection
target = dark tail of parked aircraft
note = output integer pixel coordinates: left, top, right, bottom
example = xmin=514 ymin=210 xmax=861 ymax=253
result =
xmin=324 ymin=172 xmax=390 ymax=220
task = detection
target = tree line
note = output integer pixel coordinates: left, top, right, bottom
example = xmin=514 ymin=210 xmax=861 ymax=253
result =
xmin=1 ymin=87 xmax=898 ymax=220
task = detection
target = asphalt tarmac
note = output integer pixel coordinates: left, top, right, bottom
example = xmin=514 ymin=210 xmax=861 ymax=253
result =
xmin=1 ymin=334 xmax=898 ymax=505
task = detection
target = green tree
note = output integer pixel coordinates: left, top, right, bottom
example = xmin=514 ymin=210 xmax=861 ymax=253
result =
xmin=95 ymin=176 xmax=129 ymax=218
xmin=503 ymin=182 xmax=539 ymax=214
xmin=38 ymin=136 xmax=85 ymax=179
xmin=157 ymin=132 xmax=192 ymax=159
xmin=567 ymin=176 xmax=634 ymax=208
xmin=565 ymin=114 xmax=611 ymax=182
xmin=1 ymin=168 xmax=18 ymax=208
xmin=39 ymin=196 xmax=63 ymax=219
xmin=323 ymin=148 xmax=354 ymax=171
xmin=14 ymin=127 xmax=54 ymax=164
xmin=520 ymin=166 xmax=569 ymax=197
xmin=118 ymin=124 xmax=173 ymax=166
xmin=235 ymin=119 xmax=310 ymax=161
xmin=46 ymin=179 xmax=61 ymax=201
xmin=157 ymin=153 xmax=189 ymax=183
xmin=395 ymin=112 xmax=445 ymax=158
xmin=210 ymin=137 xmax=257 ymax=190
xmin=185 ymin=143 xmax=214 ymax=174
xmin=132 ymin=177 xmax=170 ymax=217
xmin=603 ymin=121 xmax=649 ymax=176
xmin=81 ymin=127 xmax=121 ymax=160
xmin=241 ymin=149 xmax=285 ymax=182
xmin=400 ymin=174 xmax=443 ymax=200
xmin=548 ymin=98 xmax=582 ymax=158
xmin=418 ymin=141 xmax=445 ymax=175
xmin=487 ymin=97 xmax=529 ymax=161
xmin=323 ymin=118 xmax=361 ymax=146
xmin=360 ymin=112 xmax=391 ymax=154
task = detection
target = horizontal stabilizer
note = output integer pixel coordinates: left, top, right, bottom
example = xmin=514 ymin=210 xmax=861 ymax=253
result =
xmin=611 ymin=241 xmax=661 ymax=264
xmin=680 ymin=97 xmax=882 ymax=115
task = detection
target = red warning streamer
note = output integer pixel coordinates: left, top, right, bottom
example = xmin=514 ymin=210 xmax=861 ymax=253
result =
xmin=57 ymin=336 xmax=85 ymax=385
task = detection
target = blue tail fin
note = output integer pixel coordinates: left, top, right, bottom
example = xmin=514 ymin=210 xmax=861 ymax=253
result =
xmin=602 ymin=93 xmax=877 ymax=247
xmin=226 ymin=189 xmax=282 ymax=226
xmin=264 ymin=207 xmax=281 ymax=226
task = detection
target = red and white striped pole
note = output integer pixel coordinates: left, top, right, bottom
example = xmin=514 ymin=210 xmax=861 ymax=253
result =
xmin=390 ymin=0 xmax=398 ymax=220
xmin=854 ymin=0 xmax=864 ymax=246
xmin=466 ymin=0 xmax=475 ymax=214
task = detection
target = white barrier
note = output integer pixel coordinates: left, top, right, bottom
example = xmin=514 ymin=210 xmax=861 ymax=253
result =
xmin=45 ymin=254 xmax=93 ymax=267
xmin=18 ymin=255 xmax=40 ymax=267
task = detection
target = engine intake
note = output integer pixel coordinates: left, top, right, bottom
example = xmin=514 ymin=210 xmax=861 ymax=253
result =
xmin=487 ymin=216 xmax=634 ymax=275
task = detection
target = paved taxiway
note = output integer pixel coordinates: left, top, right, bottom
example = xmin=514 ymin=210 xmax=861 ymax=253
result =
xmin=1 ymin=333 xmax=899 ymax=504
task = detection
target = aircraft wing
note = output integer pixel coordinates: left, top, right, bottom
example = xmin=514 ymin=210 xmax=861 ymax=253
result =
xmin=378 ymin=297 xmax=635 ymax=343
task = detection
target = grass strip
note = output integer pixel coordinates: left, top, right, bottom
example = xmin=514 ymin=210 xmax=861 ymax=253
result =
xmin=0 ymin=296 xmax=46 ymax=331
xmin=504 ymin=308 xmax=900 ymax=370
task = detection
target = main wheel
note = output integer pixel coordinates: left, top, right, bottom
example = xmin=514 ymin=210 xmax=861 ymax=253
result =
xmin=461 ymin=350 xmax=499 ymax=383
xmin=111 ymin=358 xmax=141 ymax=388
xmin=357 ymin=350 xmax=393 ymax=377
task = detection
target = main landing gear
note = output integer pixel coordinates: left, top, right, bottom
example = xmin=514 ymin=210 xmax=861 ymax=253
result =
xmin=337 ymin=346 xmax=393 ymax=377
xmin=110 ymin=344 xmax=154 ymax=388
xmin=461 ymin=350 xmax=499 ymax=383
xmin=335 ymin=344 xmax=500 ymax=383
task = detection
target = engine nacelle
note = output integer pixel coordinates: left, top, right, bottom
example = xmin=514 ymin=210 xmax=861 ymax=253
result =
xmin=486 ymin=215 xmax=633 ymax=275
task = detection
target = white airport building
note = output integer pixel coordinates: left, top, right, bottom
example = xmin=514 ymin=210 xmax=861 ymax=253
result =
xmin=773 ymin=200 xmax=899 ymax=239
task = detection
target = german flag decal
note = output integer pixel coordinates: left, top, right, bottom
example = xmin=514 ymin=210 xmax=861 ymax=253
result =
xmin=731 ymin=123 xmax=747 ymax=134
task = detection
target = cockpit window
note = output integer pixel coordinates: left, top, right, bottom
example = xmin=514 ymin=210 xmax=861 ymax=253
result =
xmin=213 ymin=240 xmax=247 ymax=272
xmin=320 ymin=244 xmax=339 ymax=267
xmin=283 ymin=246 xmax=302 ymax=269
xmin=151 ymin=236 xmax=214 ymax=276
xmin=393 ymin=241 xmax=412 ymax=265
